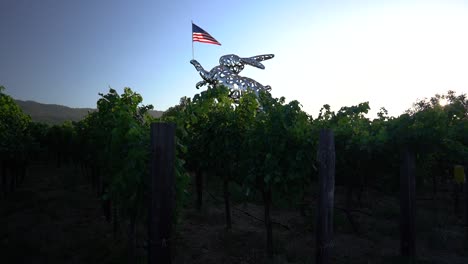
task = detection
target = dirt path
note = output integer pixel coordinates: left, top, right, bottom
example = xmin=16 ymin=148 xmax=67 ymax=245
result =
xmin=0 ymin=161 xmax=126 ymax=264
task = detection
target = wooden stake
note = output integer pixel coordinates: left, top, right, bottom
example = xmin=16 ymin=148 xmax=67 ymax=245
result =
xmin=149 ymin=123 xmax=176 ymax=264
xmin=316 ymin=129 xmax=335 ymax=264
xmin=400 ymin=147 xmax=416 ymax=262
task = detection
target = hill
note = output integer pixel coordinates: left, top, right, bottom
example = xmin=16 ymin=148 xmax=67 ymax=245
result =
xmin=15 ymin=100 xmax=164 ymax=125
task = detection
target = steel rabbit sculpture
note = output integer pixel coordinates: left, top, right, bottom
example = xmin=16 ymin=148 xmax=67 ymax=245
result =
xmin=190 ymin=54 xmax=274 ymax=100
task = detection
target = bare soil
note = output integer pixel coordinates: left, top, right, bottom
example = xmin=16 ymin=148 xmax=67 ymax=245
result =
xmin=1 ymin=163 xmax=467 ymax=263
xmin=0 ymin=161 xmax=127 ymax=264
xmin=173 ymin=182 xmax=468 ymax=264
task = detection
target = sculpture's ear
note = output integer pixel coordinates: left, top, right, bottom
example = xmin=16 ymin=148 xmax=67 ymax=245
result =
xmin=250 ymin=54 xmax=274 ymax=62
xmin=240 ymin=57 xmax=265 ymax=69
xmin=241 ymin=54 xmax=274 ymax=69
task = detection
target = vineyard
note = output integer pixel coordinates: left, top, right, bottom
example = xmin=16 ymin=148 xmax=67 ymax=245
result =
xmin=1 ymin=84 xmax=468 ymax=263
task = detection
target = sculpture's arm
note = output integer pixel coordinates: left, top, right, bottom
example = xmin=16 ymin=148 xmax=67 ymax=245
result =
xmin=190 ymin=60 xmax=211 ymax=81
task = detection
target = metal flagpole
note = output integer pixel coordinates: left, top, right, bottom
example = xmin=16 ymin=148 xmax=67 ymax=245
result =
xmin=191 ymin=20 xmax=194 ymax=60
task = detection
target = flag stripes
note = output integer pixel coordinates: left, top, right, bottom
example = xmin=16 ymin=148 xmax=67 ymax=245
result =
xmin=192 ymin=23 xmax=221 ymax=46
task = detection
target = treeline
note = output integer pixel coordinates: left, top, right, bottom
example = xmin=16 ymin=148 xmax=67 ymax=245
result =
xmin=1 ymin=85 xmax=467 ymax=261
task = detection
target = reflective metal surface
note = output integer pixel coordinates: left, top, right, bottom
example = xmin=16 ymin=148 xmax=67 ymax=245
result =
xmin=190 ymin=54 xmax=274 ymax=100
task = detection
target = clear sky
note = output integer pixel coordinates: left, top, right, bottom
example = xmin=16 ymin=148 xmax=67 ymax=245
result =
xmin=1 ymin=0 xmax=467 ymax=118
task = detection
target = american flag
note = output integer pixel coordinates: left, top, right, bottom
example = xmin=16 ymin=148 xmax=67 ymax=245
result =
xmin=192 ymin=23 xmax=221 ymax=46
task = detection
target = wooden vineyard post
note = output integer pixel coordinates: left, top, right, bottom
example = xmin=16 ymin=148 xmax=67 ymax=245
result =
xmin=149 ymin=123 xmax=176 ymax=264
xmin=263 ymin=187 xmax=273 ymax=258
xmin=223 ymin=177 xmax=232 ymax=229
xmin=1 ymin=161 xmax=6 ymax=198
xmin=316 ymin=129 xmax=335 ymax=264
xmin=454 ymin=165 xmax=465 ymax=216
xmin=196 ymin=169 xmax=203 ymax=211
xmin=400 ymin=147 xmax=416 ymax=263
xmin=464 ymin=164 xmax=467 ymax=242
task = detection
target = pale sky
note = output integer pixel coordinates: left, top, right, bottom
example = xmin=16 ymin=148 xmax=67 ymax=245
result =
xmin=1 ymin=0 xmax=467 ymax=118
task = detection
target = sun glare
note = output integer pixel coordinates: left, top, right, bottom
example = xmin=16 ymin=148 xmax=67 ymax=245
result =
xmin=439 ymin=98 xmax=448 ymax=107
xmin=271 ymin=1 xmax=468 ymax=118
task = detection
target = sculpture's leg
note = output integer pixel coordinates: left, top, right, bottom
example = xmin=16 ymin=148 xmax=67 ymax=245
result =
xmin=196 ymin=81 xmax=207 ymax=89
xmin=249 ymin=88 xmax=259 ymax=98
xmin=228 ymin=89 xmax=241 ymax=100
